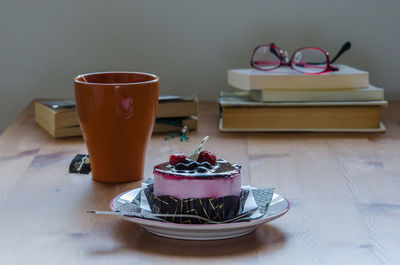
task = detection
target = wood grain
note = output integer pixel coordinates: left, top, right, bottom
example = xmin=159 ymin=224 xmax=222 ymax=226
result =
xmin=0 ymin=100 xmax=399 ymax=265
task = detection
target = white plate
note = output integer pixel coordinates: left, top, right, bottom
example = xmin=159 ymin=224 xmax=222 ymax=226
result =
xmin=110 ymin=188 xmax=290 ymax=240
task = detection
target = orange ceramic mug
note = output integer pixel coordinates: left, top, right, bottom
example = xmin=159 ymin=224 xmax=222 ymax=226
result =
xmin=74 ymin=72 xmax=159 ymax=183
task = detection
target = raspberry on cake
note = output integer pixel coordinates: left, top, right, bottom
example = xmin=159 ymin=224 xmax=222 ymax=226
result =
xmin=197 ymin=150 xmax=217 ymax=165
xmin=169 ymin=152 xmax=188 ymax=166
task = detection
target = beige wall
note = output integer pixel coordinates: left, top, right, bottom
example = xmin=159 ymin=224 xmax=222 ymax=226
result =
xmin=1 ymin=0 xmax=399 ymax=132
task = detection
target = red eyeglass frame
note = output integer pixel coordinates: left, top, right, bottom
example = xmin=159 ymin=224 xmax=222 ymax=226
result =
xmin=250 ymin=44 xmax=339 ymax=75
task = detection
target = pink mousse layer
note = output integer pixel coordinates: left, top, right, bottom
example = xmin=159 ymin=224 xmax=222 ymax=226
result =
xmin=153 ymin=171 xmax=242 ymax=200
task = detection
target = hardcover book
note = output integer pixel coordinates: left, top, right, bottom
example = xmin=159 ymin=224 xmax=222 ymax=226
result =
xmin=219 ymin=92 xmax=387 ymax=132
xmin=248 ymin=85 xmax=384 ymax=102
xmin=156 ymin=96 xmax=198 ymax=118
xmin=35 ymin=96 xmax=198 ymax=138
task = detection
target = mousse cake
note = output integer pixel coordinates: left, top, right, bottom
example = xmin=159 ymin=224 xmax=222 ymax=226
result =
xmin=153 ymin=151 xmax=242 ymax=200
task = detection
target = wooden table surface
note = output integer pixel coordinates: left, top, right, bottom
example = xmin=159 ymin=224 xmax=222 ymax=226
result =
xmin=1 ymin=101 xmax=400 ymax=265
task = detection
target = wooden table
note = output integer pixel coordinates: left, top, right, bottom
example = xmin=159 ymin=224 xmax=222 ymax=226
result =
xmin=1 ymin=101 xmax=399 ymax=265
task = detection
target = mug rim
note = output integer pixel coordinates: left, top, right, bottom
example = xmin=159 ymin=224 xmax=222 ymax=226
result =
xmin=74 ymin=71 xmax=159 ymax=86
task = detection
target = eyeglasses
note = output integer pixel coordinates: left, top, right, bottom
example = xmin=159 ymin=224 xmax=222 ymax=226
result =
xmin=250 ymin=41 xmax=351 ymax=74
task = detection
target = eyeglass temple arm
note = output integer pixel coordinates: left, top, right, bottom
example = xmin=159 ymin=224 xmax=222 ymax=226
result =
xmin=330 ymin=41 xmax=351 ymax=64
xmin=269 ymin=43 xmax=282 ymax=60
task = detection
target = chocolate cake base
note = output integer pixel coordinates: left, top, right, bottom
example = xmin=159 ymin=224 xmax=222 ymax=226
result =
xmin=144 ymin=185 xmax=249 ymax=224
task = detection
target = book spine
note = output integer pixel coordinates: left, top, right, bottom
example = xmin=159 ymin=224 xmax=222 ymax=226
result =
xmin=255 ymin=88 xmax=384 ymax=102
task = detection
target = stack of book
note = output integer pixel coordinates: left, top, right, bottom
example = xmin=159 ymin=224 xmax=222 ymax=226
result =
xmin=35 ymin=96 xmax=198 ymax=138
xmin=220 ymin=64 xmax=387 ymax=132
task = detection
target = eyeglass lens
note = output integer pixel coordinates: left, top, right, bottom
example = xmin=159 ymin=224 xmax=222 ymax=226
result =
xmin=291 ymin=48 xmax=328 ymax=74
xmin=252 ymin=46 xmax=282 ymax=70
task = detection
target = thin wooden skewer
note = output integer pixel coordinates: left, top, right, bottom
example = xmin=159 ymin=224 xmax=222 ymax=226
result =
xmin=87 ymin=207 xmax=259 ymax=224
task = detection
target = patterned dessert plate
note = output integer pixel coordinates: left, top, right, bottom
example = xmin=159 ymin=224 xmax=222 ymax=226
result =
xmin=110 ymin=187 xmax=290 ymax=240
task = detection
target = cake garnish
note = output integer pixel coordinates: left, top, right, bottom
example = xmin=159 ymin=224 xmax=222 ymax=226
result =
xmin=189 ymin=136 xmax=209 ymax=161
xmin=197 ymin=150 xmax=217 ymax=166
xmin=158 ymin=136 xmax=240 ymax=178
xmin=169 ymin=152 xmax=188 ymax=166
